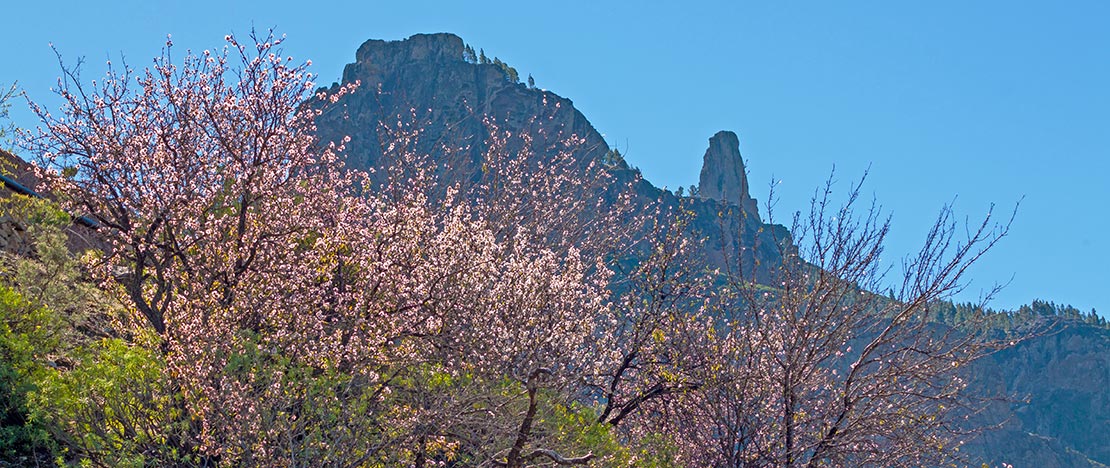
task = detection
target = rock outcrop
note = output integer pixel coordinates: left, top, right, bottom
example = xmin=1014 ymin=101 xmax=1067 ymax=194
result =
xmin=699 ymin=130 xmax=760 ymax=221
xmin=1 ymin=150 xmax=42 ymax=256
xmin=1 ymin=149 xmax=102 ymax=255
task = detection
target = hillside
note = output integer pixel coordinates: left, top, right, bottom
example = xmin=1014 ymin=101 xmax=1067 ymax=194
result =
xmin=967 ymin=320 xmax=1110 ymax=467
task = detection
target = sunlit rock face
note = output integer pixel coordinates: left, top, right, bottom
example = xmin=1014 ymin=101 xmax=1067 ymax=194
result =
xmin=699 ymin=130 xmax=760 ymax=222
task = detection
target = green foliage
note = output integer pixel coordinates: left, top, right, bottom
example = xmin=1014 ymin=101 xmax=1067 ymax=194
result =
xmin=369 ymin=365 xmax=676 ymax=466
xmin=931 ymin=299 xmax=1108 ymax=332
xmin=31 ymin=337 xmax=193 ymax=467
xmin=471 ymin=49 xmax=520 ymax=83
xmin=490 ymin=57 xmax=520 ymax=83
xmin=602 ymin=148 xmax=629 ymax=169
xmin=538 ymin=400 xmax=677 ymax=467
xmin=213 ymin=330 xmax=390 ymax=465
xmin=0 ymin=285 xmax=57 ymax=464
xmin=1 ymin=194 xmax=70 ymax=229
xmin=1 ymin=196 xmax=107 ymax=348
xmin=0 ymin=195 xmax=178 ymax=466
xmin=0 ymin=195 xmax=103 ymax=464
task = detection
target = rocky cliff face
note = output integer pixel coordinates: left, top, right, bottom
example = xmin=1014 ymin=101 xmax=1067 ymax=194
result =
xmin=965 ymin=321 xmax=1110 ymax=467
xmin=1 ymin=150 xmax=44 ymax=256
xmin=699 ymin=130 xmax=759 ymax=221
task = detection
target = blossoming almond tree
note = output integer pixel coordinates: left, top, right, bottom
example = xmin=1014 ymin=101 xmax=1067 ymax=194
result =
xmin=27 ymin=31 xmax=653 ymax=466
xmin=27 ymin=29 xmax=379 ymax=464
xmin=340 ymin=119 xmax=650 ymax=467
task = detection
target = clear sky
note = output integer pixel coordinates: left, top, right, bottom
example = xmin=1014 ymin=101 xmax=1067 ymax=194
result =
xmin=2 ymin=1 xmax=1108 ymax=317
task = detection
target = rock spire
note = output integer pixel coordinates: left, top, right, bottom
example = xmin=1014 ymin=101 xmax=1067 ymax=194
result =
xmin=698 ymin=130 xmax=759 ymax=220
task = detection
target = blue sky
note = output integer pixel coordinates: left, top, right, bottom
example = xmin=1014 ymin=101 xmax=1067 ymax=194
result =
xmin=2 ymin=1 xmax=1108 ymax=317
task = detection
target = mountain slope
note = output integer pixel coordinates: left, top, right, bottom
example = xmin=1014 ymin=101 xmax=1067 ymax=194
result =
xmin=966 ymin=321 xmax=1110 ymax=467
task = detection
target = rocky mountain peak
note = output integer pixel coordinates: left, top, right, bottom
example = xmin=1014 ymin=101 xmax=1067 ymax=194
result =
xmin=353 ymin=33 xmax=465 ymax=70
xmin=325 ymin=33 xmax=613 ymax=176
xmin=699 ymin=130 xmax=759 ymax=220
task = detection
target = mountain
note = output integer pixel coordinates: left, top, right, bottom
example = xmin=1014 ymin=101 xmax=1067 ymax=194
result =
xmin=313 ymin=32 xmax=784 ymax=280
xmin=311 ymin=33 xmax=1110 ymax=467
